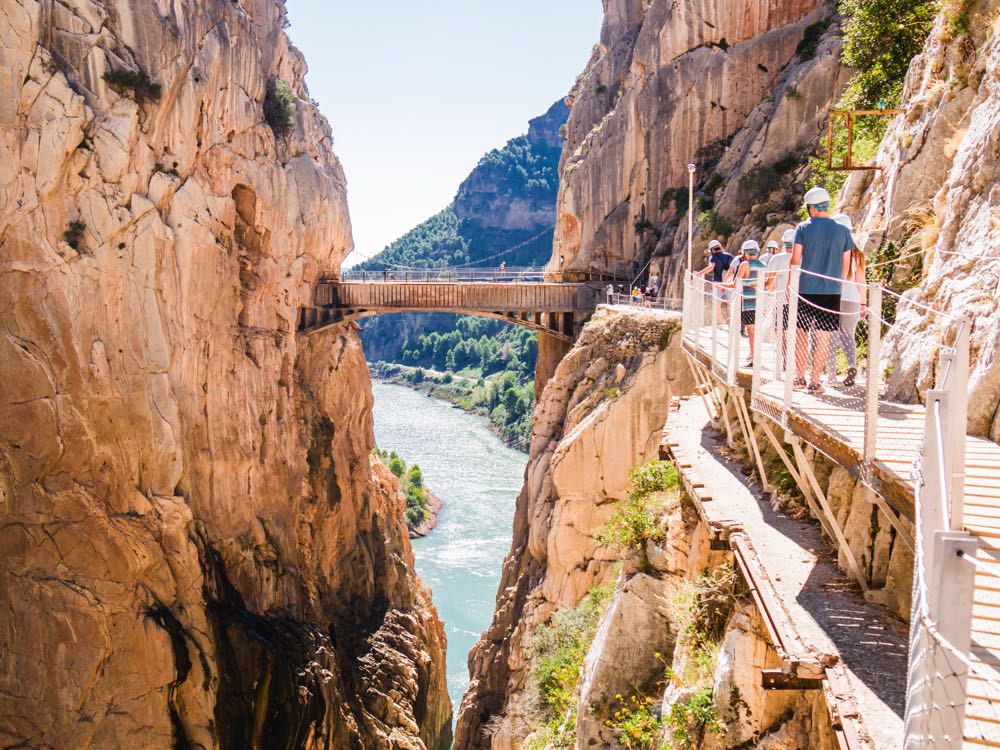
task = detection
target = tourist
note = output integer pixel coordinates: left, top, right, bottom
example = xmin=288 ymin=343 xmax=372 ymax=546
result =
xmin=826 ymin=214 xmax=867 ymax=387
xmin=791 ymin=186 xmax=855 ymax=392
xmin=763 ymin=229 xmax=796 ymax=362
xmin=725 ymin=248 xmax=748 ymax=334
xmin=727 ymin=240 xmax=767 ymax=366
xmin=697 ymin=239 xmax=733 ymax=283
xmin=759 ymin=239 xmax=779 ymax=266
xmin=606 ymin=282 xmax=615 ymax=304
xmin=765 ymin=229 xmax=795 ymax=292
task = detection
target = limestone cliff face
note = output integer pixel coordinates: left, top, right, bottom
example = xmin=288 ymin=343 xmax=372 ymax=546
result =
xmin=839 ymin=4 xmax=1000 ymax=439
xmin=551 ymin=0 xmax=834 ymax=281
xmin=454 ymin=309 xmax=692 ymax=748
xmin=0 ymin=1 xmax=449 ymax=748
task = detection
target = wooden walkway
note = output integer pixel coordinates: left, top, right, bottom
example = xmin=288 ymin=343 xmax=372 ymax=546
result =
xmin=298 ymin=280 xmax=596 ymax=341
xmin=682 ymin=324 xmax=1000 ymax=747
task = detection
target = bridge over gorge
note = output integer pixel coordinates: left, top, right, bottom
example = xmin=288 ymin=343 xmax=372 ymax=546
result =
xmin=678 ymin=267 xmax=1000 ymax=748
xmin=296 ymin=267 xmax=620 ymax=342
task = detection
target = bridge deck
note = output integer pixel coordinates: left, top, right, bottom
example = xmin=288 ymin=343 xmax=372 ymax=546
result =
xmin=299 ymin=280 xmax=596 ymax=341
xmin=683 ymin=324 xmax=1000 ymax=747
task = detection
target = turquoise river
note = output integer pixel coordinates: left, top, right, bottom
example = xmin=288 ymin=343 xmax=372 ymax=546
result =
xmin=371 ymin=380 xmax=527 ymax=712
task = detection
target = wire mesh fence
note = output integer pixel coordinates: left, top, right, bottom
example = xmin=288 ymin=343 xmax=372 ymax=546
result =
xmin=680 ymin=262 xmax=997 ymax=746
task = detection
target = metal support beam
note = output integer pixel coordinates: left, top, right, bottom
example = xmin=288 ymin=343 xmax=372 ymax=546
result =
xmin=758 ymin=419 xmax=838 ymax=545
xmin=791 ymin=440 xmax=870 ymax=593
xmin=732 ymin=386 xmax=773 ymax=493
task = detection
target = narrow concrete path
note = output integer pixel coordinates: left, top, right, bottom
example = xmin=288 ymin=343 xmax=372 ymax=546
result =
xmin=666 ymin=397 xmax=909 ymax=749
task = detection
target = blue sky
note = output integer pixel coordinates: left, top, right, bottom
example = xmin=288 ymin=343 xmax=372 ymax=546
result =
xmin=285 ymin=1 xmax=603 ymax=263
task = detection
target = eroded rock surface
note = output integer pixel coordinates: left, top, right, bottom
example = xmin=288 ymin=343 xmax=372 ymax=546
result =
xmin=0 ymin=1 xmax=450 ymax=747
xmin=551 ymin=0 xmax=834 ymax=283
xmin=453 ymin=308 xmax=692 ymax=748
xmin=839 ymin=4 xmax=1000 ymax=439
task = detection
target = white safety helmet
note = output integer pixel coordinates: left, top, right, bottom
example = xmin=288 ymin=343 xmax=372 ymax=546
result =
xmin=765 ymin=239 xmax=779 ymax=250
xmin=803 ymin=186 xmax=832 ymax=208
xmin=782 ymin=229 xmax=795 ymax=245
xmin=741 ymin=239 xmax=760 ymax=254
xmin=831 ymin=213 xmax=854 ymax=231
xmin=708 ymin=239 xmax=723 ymax=250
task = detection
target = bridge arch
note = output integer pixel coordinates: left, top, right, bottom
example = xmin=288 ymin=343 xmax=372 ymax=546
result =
xmin=297 ymin=278 xmax=601 ymax=343
xmin=310 ymin=307 xmax=577 ymax=342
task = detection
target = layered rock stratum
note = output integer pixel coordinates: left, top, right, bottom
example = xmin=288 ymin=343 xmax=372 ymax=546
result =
xmin=0 ymin=1 xmax=450 ymax=747
xmin=550 ymin=0 xmax=851 ymax=292
xmin=840 ymin=3 xmax=1000 ymax=439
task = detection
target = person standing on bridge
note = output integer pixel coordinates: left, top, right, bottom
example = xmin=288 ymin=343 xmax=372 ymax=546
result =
xmin=606 ymin=282 xmax=615 ymax=304
xmin=791 ymin=186 xmax=855 ymax=392
xmin=759 ymin=239 xmax=779 ymax=266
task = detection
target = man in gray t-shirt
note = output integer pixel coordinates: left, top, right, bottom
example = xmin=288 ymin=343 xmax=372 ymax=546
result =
xmin=791 ymin=187 xmax=854 ymax=390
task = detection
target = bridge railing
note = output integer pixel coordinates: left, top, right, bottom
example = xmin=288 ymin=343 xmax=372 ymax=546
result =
xmin=606 ymin=292 xmax=684 ymax=311
xmin=680 ymin=266 xmax=986 ymax=747
xmin=334 ymin=267 xmax=622 ymax=284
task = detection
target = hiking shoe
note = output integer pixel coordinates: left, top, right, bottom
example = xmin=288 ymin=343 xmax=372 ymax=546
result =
xmin=844 ymin=367 xmax=857 ymax=387
xmin=808 ymin=381 xmax=823 ymax=393
xmin=744 ymin=358 xmax=754 ymax=368
xmin=793 ymin=377 xmax=807 ymax=388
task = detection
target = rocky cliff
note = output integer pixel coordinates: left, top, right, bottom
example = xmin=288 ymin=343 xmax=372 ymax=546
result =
xmin=0 ymin=1 xmax=449 ymax=747
xmin=550 ymin=0 xmax=844 ymax=286
xmin=454 ymin=309 xmax=693 ymax=748
xmin=839 ymin=1 xmax=1000 ymax=439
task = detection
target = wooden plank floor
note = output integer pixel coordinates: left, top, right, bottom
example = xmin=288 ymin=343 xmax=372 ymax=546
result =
xmin=683 ymin=326 xmax=1000 ymax=747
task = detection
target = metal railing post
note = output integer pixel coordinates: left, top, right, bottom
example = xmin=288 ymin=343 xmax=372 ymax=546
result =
xmin=863 ymin=284 xmax=882 ymax=465
xmin=727 ymin=282 xmax=742 ymax=384
xmin=782 ymin=268 xmax=801 ymax=423
xmin=752 ymin=290 xmax=764 ymax=399
xmin=926 ymin=530 xmax=978 ymax=747
xmin=710 ymin=280 xmax=718 ymax=373
xmin=947 ymin=318 xmax=969 ymax=531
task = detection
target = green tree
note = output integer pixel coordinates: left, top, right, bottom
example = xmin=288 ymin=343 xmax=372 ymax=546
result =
xmin=838 ymin=0 xmax=937 ymax=107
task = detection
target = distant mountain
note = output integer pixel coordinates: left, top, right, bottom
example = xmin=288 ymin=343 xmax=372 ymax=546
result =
xmin=355 ymin=99 xmax=567 ymax=273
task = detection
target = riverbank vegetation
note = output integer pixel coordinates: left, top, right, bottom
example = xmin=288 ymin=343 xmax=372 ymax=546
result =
xmin=373 ymin=447 xmax=439 ymax=534
xmin=371 ymin=359 xmax=534 ymax=450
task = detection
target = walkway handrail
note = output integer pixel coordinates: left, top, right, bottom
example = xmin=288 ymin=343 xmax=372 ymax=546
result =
xmin=332 ymin=267 xmax=624 ymax=284
xmin=606 ymin=292 xmax=683 ymax=311
xmin=680 ymin=265 xmax=983 ymax=747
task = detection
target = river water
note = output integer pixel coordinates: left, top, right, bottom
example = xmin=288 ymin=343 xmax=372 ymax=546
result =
xmin=371 ymin=381 xmax=527 ymax=712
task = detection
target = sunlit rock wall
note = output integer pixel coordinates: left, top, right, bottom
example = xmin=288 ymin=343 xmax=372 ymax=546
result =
xmin=840 ymin=3 xmax=1000 ymax=439
xmin=0 ymin=1 xmax=450 ymax=747
xmin=551 ymin=0 xmax=829 ymax=280
xmin=454 ymin=308 xmax=693 ymax=748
